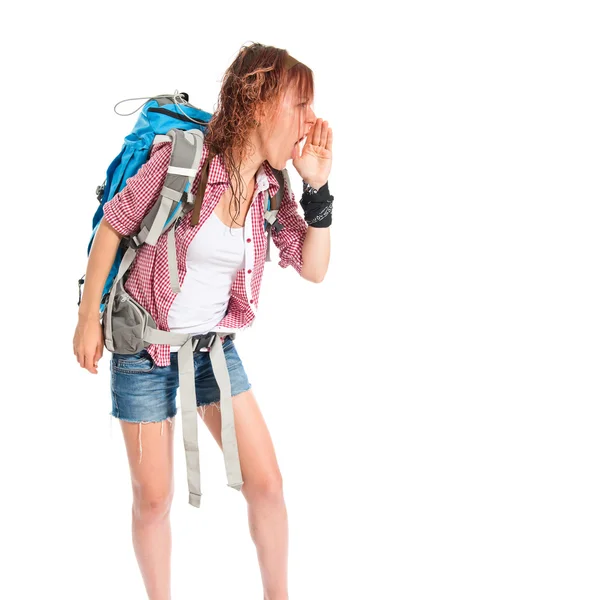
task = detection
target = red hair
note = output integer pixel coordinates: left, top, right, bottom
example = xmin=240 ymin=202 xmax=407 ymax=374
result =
xmin=204 ymin=42 xmax=314 ymax=226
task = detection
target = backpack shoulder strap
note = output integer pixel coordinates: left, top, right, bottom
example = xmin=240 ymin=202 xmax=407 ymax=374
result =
xmin=132 ymin=127 xmax=204 ymax=248
xmin=264 ymin=167 xmax=286 ymax=227
xmin=264 ymin=167 xmax=289 ymax=262
xmin=138 ymin=127 xmax=204 ymax=294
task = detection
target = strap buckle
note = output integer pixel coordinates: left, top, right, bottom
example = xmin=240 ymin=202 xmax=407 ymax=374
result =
xmin=192 ymin=332 xmax=216 ymax=353
xmin=128 ymin=234 xmax=143 ymax=250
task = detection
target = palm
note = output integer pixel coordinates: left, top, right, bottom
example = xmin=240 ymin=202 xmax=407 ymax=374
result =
xmin=292 ymin=118 xmax=333 ymax=187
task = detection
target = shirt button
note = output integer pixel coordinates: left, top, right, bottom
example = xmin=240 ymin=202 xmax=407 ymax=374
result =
xmin=250 ymin=299 xmax=254 ymax=303
xmin=247 ymin=269 xmax=252 ymax=274
xmin=246 ymin=238 xmax=252 ymax=243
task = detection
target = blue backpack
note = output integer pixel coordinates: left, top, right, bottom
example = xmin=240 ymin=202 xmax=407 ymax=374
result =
xmin=78 ymin=91 xmax=286 ymax=313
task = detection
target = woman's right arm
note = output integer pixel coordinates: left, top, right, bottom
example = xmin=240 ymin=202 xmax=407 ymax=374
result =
xmin=73 ymin=141 xmax=173 ymax=374
xmin=73 ymin=218 xmax=123 ymax=374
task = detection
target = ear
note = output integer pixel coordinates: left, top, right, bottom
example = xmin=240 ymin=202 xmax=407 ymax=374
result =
xmin=253 ymin=102 xmax=269 ymax=124
xmin=254 ymin=100 xmax=278 ymax=134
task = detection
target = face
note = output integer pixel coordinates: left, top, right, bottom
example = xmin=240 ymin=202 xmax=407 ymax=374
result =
xmin=258 ymin=84 xmax=316 ymax=170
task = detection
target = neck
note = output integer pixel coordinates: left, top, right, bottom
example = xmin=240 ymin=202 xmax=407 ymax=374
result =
xmin=229 ymin=129 xmax=265 ymax=190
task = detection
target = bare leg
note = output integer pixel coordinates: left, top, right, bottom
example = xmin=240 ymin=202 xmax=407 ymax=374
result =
xmin=200 ymin=390 xmax=289 ymax=600
xmin=118 ymin=417 xmax=176 ymax=600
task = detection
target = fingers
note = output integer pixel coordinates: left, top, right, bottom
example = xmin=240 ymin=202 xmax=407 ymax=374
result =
xmin=319 ymin=120 xmax=328 ymax=146
xmin=315 ymin=118 xmax=324 ymax=146
xmin=308 ymin=118 xmax=319 ymax=146
xmin=84 ymin=351 xmax=99 ymax=375
xmin=75 ymin=346 xmax=99 ymax=374
xmin=74 ymin=322 xmax=103 ymax=374
xmin=93 ymin=344 xmax=103 ymax=371
xmin=308 ymin=118 xmax=332 ymax=147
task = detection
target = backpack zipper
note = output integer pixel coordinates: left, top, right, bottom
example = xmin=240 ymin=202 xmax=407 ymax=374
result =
xmin=147 ymin=107 xmax=209 ymax=126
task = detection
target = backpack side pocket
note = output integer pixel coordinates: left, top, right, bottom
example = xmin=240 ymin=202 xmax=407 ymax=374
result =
xmin=103 ymin=279 xmax=156 ymax=354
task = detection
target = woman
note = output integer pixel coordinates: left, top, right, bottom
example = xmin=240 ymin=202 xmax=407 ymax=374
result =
xmin=73 ymin=43 xmax=334 ymax=599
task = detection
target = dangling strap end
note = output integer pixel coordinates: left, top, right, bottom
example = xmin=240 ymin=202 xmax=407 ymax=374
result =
xmin=189 ymin=492 xmax=202 ymax=508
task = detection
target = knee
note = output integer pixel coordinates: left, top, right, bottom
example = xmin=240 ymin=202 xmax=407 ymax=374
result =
xmin=242 ymin=471 xmax=284 ymax=504
xmin=132 ymin=488 xmax=173 ymax=523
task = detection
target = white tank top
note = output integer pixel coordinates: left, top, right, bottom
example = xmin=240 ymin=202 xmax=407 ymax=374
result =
xmin=167 ymin=211 xmax=245 ymax=351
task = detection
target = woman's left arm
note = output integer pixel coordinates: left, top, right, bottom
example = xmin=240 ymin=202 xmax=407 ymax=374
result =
xmin=293 ymin=117 xmax=334 ymax=283
xmin=301 ymin=223 xmax=330 ymax=283
xmin=269 ymin=179 xmax=332 ymax=283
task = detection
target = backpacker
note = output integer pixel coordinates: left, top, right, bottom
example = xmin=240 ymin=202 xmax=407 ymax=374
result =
xmin=78 ymin=91 xmax=291 ymax=508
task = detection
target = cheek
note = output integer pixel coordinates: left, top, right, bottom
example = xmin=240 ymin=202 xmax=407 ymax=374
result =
xmin=272 ymin=120 xmax=293 ymax=147
xmin=265 ymin=113 xmax=295 ymax=155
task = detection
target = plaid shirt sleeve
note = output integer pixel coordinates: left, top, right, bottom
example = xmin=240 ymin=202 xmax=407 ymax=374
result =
xmin=270 ymin=179 xmax=308 ymax=275
xmin=102 ymin=141 xmax=172 ymax=237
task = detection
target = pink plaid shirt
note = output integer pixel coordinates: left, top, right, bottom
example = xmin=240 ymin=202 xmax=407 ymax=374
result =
xmin=102 ymin=141 xmax=308 ymax=367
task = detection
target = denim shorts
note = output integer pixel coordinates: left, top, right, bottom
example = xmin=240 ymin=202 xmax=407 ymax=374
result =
xmin=109 ymin=335 xmax=252 ymax=423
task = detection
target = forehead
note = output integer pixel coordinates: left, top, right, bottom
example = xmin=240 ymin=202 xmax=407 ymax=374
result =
xmin=281 ymin=85 xmax=302 ymax=102
xmin=283 ymin=76 xmax=313 ymax=102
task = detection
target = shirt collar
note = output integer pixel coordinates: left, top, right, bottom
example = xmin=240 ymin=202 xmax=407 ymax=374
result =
xmin=206 ymin=150 xmax=281 ymax=198
xmin=261 ymin=160 xmax=281 ymax=198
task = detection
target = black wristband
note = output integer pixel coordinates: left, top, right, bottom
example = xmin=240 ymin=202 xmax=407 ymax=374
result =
xmin=302 ymin=180 xmax=331 ymax=199
xmin=300 ymin=181 xmax=334 ymax=228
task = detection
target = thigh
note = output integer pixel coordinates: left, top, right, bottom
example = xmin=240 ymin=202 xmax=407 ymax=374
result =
xmin=110 ymin=349 xmax=178 ymax=494
xmin=110 ymin=349 xmax=178 ymax=423
xmin=200 ymin=387 xmax=282 ymax=489
xmin=119 ymin=418 xmax=176 ymax=498
xmin=193 ymin=337 xmax=252 ymax=407
xmin=195 ymin=339 xmax=280 ymax=487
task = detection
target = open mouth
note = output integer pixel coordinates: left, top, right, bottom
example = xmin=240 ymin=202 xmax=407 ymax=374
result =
xmin=290 ymin=134 xmax=308 ymax=160
xmin=293 ymin=135 xmax=307 ymax=155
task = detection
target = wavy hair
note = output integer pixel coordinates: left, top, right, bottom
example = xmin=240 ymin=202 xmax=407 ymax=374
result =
xmin=204 ymin=42 xmax=314 ymax=227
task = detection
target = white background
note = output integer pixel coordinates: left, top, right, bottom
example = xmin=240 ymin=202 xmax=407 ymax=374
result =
xmin=1 ymin=1 xmax=599 ymax=599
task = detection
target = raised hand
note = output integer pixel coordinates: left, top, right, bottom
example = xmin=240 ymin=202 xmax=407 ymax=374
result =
xmin=292 ymin=117 xmax=333 ymax=189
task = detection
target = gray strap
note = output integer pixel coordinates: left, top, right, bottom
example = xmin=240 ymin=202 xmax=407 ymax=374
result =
xmin=262 ymin=168 xmax=288 ymax=261
xmin=104 ymin=246 xmax=138 ymax=350
xmin=209 ymin=335 xmax=244 ymax=490
xmin=160 ymin=185 xmax=185 ymax=202
xmin=132 ymin=226 xmax=149 ymax=248
xmin=167 ymin=165 xmax=198 ymax=177
xmin=177 ymin=337 xmax=202 ymax=507
xmin=144 ymin=194 xmax=179 ymax=247
xmin=188 ymin=135 xmax=204 ymax=179
xmin=164 ymin=129 xmax=203 ymax=295
xmin=141 ymin=326 xmax=244 ymax=504
xmin=143 ymin=328 xmax=190 ymax=346
xmin=183 ymin=131 xmax=196 ymax=144
xmin=153 ymin=134 xmax=171 ymax=145
xmin=117 ymin=246 xmax=139 ymax=279
xmin=264 ymin=209 xmax=278 ymax=225
xmin=167 ymin=226 xmax=181 ymax=293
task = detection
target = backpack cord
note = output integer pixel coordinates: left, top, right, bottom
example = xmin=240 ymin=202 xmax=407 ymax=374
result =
xmin=113 ymin=93 xmax=175 ymax=116
xmin=171 ymin=90 xmax=210 ymax=126
xmin=113 ymin=89 xmax=208 ymax=125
